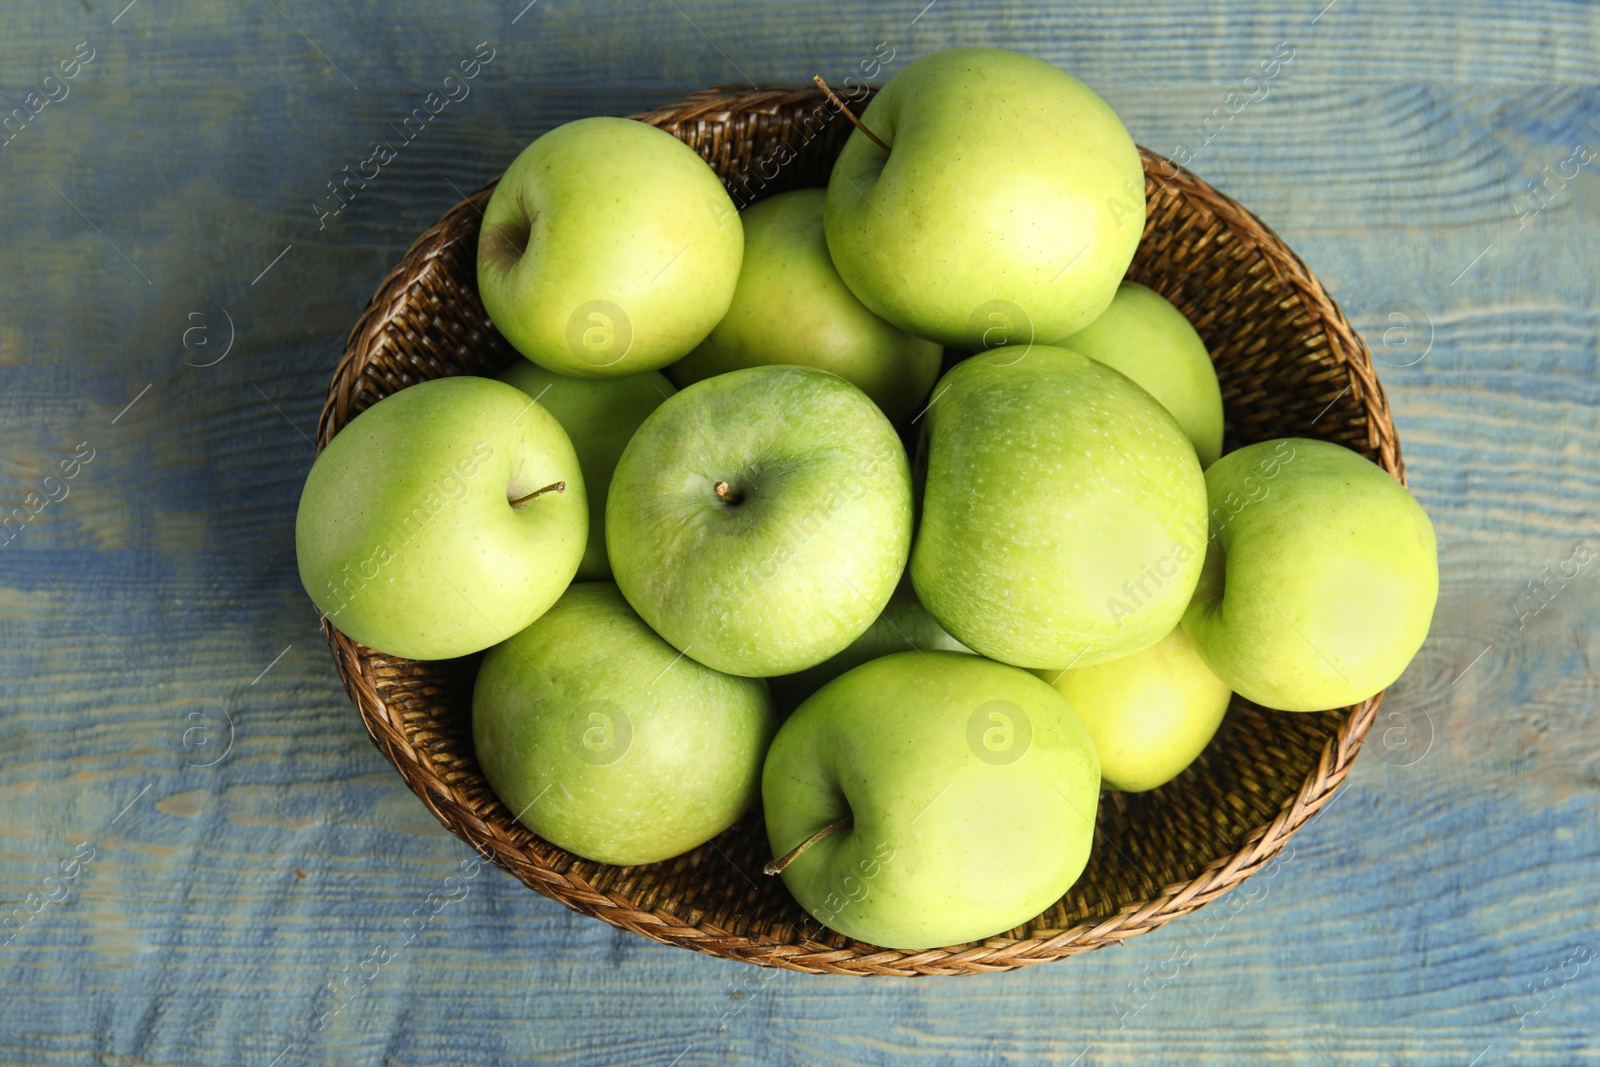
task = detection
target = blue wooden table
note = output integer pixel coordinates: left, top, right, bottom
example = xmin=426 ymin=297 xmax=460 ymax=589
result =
xmin=2 ymin=0 xmax=1596 ymax=1063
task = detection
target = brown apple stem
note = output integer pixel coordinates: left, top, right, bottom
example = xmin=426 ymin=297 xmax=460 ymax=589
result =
xmin=509 ymin=480 xmax=565 ymax=507
xmin=714 ymin=480 xmax=744 ymax=505
xmin=812 ymin=75 xmax=890 ymax=154
xmin=763 ymin=817 xmax=850 ymax=876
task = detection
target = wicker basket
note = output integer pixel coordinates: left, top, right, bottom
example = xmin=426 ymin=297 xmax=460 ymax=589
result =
xmin=317 ymin=86 xmax=1398 ymax=976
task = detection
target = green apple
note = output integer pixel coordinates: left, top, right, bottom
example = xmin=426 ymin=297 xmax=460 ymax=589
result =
xmin=473 ymin=583 xmax=776 ymax=866
xmin=477 ymin=117 xmax=743 ymax=378
xmin=911 ymin=346 xmax=1207 ymax=670
xmin=607 ymin=365 xmax=912 ymax=677
xmin=763 ymin=651 xmax=1099 ymax=949
xmin=295 ymin=377 xmax=586 ymax=660
xmin=1059 ymin=281 xmax=1224 ymax=468
xmin=666 ymin=188 xmax=942 ymax=424
xmin=768 ymin=578 xmax=970 ymax=713
xmin=500 ymin=361 xmax=674 ymax=581
xmin=1038 ymin=622 xmax=1230 ymax=792
xmin=1183 ymin=438 xmax=1438 ymax=712
xmin=824 ymin=47 xmax=1145 ymax=349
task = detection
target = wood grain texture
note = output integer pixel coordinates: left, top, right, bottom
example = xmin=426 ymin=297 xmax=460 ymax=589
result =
xmin=0 ymin=0 xmax=1596 ymax=1063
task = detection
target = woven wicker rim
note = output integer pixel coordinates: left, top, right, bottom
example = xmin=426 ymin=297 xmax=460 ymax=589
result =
xmin=315 ymin=85 xmax=1398 ymax=975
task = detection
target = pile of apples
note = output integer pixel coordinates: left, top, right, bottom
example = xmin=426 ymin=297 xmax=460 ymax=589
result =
xmin=296 ymin=47 xmax=1439 ymax=950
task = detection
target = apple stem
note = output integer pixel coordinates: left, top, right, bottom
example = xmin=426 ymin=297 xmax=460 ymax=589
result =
xmin=714 ymin=480 xmax=744 ymax=506
xmin=763 ymin=816 xmax=850 ymax=876
xmin=509 ymin=480 xmax=566 ymax=507
xmin=812 ymin=75 xmax=891 ymax=155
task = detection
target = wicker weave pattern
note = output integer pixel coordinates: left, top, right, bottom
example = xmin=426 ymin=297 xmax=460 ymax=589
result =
xmin=316 ymin=86 xmax=1398 ymax=975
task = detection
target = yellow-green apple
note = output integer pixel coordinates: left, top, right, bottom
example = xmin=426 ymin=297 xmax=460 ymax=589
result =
xmin=500 ymin=361 xmax=674 ymax=580
xmin=1183 ymin=438 xmax=1438 ymax=711
xmin=477 ymin=117 xmax=742 ymax=378
xmin=767 ymin=578 xmax=970 ymax=713
xmin=762 ymin=651 xmax=1099 ymax=949
xmin=1039 ymin=623 xmax=1230 ymax=792
xmin=607 ymin=365 xmax=912 ymax=677
xmin=667 ymin=188 xmax=942 ymax=424
xmin=295 ymin=376 xmax=586 ymax=660
xmin=1059 ymin=281 xmax=1224 ymax=467
xmin=473 ymin=583 xmax=776 ymax=866
xmin=911 ymin=346 xmax=1207 ymax=669
xmin=824 ymin=47 xmax=1144 ymax=349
